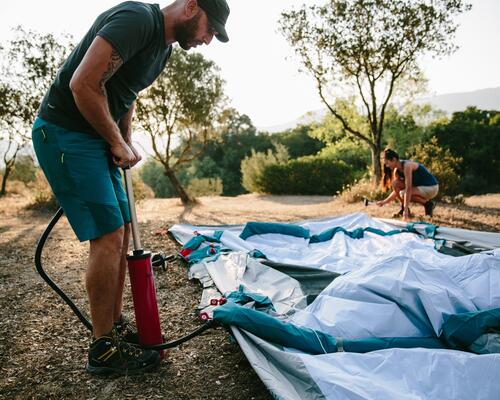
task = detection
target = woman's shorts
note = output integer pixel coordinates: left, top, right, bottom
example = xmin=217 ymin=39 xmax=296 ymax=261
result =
xmin=32 ymin=117 xmax=131 ymax=242
xmin=415 ymin=184 xmax=439 ymax=201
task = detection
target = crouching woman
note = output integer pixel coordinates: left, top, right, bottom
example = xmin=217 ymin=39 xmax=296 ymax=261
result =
xmin=376 ymin=148 xmax=439 ymax=219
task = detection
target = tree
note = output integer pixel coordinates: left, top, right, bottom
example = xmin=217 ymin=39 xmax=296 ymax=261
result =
xmin=0 ymin=27 xmax=71 ymax=195
xmin=431 ymin=107 xmax=500 ymax=194
xmin=135 ymin=49 xmax=225 ymax=204
xmin=382 ymin=105 xmax=436 ymax=156
xmin=280 ymin=0 xmax=470 ymax=185
xmin=191 ymin=108 xmax=274 ymax=196
xmin=272 ymin=124 xmax=325 ymax=159
xmin=0 ymin=84 xmax=25 ymax=195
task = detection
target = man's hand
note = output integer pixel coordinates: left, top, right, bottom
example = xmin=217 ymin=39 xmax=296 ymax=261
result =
xmin=127 ymin=142 xmax=142 ymax=167
xmin=376 ymin=200 xmax=385 ymax=207
xmin=110 ymin=141 xmax=135 ymax=168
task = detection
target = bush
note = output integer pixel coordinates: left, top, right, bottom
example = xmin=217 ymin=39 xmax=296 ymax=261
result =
xmin=241 ymin=144 xmax=289 ymax=193
xmin=339 ymin=178 xmax=387 ymax=204
xmin=409 ymin=136 xmax=462 ymax=197
xmin=259 ymin=157 xmax=354 ymax=195
xmin=459 ymin=173 xmax=488 ymax=195
xmin=11 ymin=155 xmax=37 ymax=185
xmin=187 ymin=177 xmax=223 ymax=197
xmin=318 ymin=137 xmax=370 ymax=179
xmin=27 ymin=189 xmax=59 ymax=212
xmin=131 ymin=171 xmax=154 ymax=202
xmin=24 ymin=170 xmax=59 ymax=212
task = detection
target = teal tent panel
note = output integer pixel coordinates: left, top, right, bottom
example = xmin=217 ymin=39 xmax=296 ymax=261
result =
xmin=240 ymin=222 xmax=310 ymax=240
xmin=441 ymin=308 xmax=500 ymax=350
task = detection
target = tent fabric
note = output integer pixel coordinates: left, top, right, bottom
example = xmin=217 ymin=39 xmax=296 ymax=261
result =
xmin=171 ymin=214 xmax=447 ymax=274
xmin=240 ymin=221 xmax=310 ymax=240
xmin=309 ymin=226 xmax=406 ymax=243
xmin=170 ymin=213 xmax=500 ymax=400
xmin=213 ymin=295 xmax=445 ymax=354
xmin=441 ymin=308 xmax=500 ymax=349
xmin=379 ymin=218 xmax=500 ymax=251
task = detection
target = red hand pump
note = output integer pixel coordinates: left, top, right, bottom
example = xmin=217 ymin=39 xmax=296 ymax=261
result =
xmin=123 ymin=168 xmax=164 ymax=358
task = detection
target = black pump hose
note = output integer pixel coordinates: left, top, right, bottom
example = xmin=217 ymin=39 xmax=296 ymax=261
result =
xmin=35 ymin=207 xmax=93 ymax=331
xmin=34 ymin=206 xmax=216 ymax=347
xmin=145 ymin=319 xmax=218 ymax=350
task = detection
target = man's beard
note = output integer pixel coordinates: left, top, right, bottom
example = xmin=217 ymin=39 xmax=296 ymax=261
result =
xmin=175 ymin=12 xmax=202 ymax=50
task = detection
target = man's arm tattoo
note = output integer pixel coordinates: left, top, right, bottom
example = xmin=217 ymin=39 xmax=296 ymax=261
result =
xmin=99 ymin=49 xmax=123 ymax=96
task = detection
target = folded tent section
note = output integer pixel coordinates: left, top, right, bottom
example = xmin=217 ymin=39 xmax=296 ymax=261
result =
xmin=169 ymin=213 xmax=500 ymax=400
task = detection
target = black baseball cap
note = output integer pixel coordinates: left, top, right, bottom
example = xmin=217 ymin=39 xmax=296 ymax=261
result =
xmin=197 ymin=0 xmax=230 ymax=43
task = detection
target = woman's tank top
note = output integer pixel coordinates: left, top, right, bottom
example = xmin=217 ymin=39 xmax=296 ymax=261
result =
xmin=396 ymin=160 xmax=438 ymax=186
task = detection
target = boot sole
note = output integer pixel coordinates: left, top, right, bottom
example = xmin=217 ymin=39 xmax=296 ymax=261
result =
xmin=86 ymin=357 xmax=161 ymax=377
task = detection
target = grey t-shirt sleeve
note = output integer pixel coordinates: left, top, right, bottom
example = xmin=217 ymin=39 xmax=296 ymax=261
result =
xmin=97 ymin=6 xmax=154 ymax=63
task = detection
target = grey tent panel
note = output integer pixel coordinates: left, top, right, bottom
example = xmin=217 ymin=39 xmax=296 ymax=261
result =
xmin=233 ymin=328 xmax=326 ymax=400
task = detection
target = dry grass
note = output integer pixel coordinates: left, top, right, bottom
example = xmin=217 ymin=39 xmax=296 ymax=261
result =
xmin=0 ymin=191 xmax=499 ymax=399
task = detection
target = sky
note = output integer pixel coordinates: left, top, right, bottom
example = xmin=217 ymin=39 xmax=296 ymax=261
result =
xmin=1 ymin=0 xmax=499 ymax=128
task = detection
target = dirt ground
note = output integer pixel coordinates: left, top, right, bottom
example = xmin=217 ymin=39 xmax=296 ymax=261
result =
xmin=0 ymin=192 xmax=499 ymax=399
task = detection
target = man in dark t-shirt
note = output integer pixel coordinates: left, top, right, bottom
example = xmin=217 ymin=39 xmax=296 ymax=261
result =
xmin=32 ymin=0 xmax=229 ymax=376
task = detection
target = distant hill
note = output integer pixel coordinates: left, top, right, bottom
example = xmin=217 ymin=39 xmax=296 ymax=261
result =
xmin=417 ymin=86 xmax=500 ymax=114
xmin=258 ymin=110 xmax=327 ymax=133
xmin=258 ymin=86 xmax=500 ymax=133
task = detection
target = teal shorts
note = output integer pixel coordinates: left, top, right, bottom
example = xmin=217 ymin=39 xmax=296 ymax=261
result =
xmin=32 ymin=117 xmax=131 ymax=242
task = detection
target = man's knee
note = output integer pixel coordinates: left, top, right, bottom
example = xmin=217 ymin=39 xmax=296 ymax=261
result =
xmin=90 ymin=225 xmax=126 ymax=255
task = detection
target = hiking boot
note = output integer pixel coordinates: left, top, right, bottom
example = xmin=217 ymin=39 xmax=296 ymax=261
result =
xmin=424 ymin=200 xmax=435 ymax=217
xmin=86 ymin=329 xmax=160 ymax=376
xmin=115 ymin=315 xmax=139 ymax=345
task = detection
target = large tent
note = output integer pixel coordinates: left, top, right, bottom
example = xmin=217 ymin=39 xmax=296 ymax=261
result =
xmin=170 ymin=213 xmax=500 ymax=400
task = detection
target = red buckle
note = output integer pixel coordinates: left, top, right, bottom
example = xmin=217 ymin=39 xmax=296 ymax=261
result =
xmin=199 ymin=312 xmax=211 ymax=321
xmin=210 ymin=297 xmax=227 ymax=306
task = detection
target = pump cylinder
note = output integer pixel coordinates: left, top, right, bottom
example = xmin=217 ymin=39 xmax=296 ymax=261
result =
xmin=127 ymin=250 xmax=164 ymax=359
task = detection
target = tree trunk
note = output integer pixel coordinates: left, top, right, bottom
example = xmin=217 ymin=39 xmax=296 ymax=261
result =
xmin=164 ymin=168 xmax=194 ymax=205
xmin=370 ymin=143 xmax=382 ymax=188
xmin=0 ymin=165 xmax=12 ymax=196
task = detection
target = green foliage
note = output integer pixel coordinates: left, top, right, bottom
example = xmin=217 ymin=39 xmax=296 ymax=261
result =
xmin=241 ymin=144 xmax=289 ymax=193
xmin=272 ymin=124 xmax=325 ymax=159
xmin=431 ymin=107 xmax=500 ymax=194
xmin=318 ymin=137 xmax=370 ymax=178
xmin=187 ymin=178 xmax=223 ymax=197
xmin=310 ymin=101 xmax=370 ymax=145
xmin=11 ymin=155 xmax=37 ymax=184
xmin=172 ymin=112 xmax=324 ymax=197
xmin=310 ymin=108 xmax=371 ymax=179
xmin=383 ymin=107 xmax=431 ymax=156
xmin=192 ymin=109 xmax=274 ymax=196
xmin=259 ymin=157 xmax=354 ymax=195
xmin=409 ymin=137 xmax=462 ymax=197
